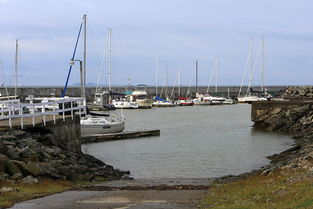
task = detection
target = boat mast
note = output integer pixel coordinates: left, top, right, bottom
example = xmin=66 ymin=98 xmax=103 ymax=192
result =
xmin=14 ymin=39 xmax=18 ymax=97
xmin=261 ymin=36 xmax=264 ymax=92
xmin=247 ymin=39 xmax=253 ymax=96
xmin=178 ymin=66 xmax=181 ymax=97
xmin=82 ymin=14 xmax=87 ymax=99
xmin=165 ymin=66 xmax=168 ymax=98
xmin=195 ymin=60 xmax=198 ymax=94
xmin=108 ymin=28 xmax=112 ymax=103
xmin=215 ymin=57 xmax=218 ymax=93
xmin=155 ymin=56 xmax=158 ymax=96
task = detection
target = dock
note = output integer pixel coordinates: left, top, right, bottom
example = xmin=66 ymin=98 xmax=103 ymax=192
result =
xmin=81 ymin=129 xmax=160 ymax=144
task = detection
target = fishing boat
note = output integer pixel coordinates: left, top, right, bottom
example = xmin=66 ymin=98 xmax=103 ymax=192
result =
xmin=80 ymin=114 xmax=125 ymax=136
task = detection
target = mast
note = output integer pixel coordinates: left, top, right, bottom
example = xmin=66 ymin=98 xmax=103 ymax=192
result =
xmin=247 ymin=39 xmax=253 ymax=96
xmin=261 ymin=36 xmax=264 ymax=92
xmin=195 ymin=60 xmax=198 ymax=94
xmin=155 ymin=56 xmax=158 ymax=96
xmin=14 ymin=39 xmax=18 ymax=96
xmin=82 ymin=14 xmax=87 ymax=98
xmin=108 ymin=28 xmax=112 ymax=103
xmin=165 ymin=66 xmax=168 ymax=98
xmin=215 ymin=57 xmax=218 ymax=93
xmin=178 ymin=66 xmax=181 ymax=97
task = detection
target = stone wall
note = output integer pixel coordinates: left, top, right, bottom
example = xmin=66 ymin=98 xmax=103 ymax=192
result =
xmin=1 ymin=85 xmax=286 ymax=101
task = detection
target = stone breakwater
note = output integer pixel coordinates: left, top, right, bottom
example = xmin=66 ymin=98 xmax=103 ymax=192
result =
xmin=251 ymin=100 xmax=313 ymax=175
xmin=0 ymin=129 xmax=129 ymax=182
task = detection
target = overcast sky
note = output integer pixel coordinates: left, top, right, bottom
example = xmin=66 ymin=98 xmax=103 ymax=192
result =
xmin=0 ymin=0 xmax=312 ymax=87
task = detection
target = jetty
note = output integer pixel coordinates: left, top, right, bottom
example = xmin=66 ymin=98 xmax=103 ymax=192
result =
xmin=81 ymin=129 xmax=160 ymax=144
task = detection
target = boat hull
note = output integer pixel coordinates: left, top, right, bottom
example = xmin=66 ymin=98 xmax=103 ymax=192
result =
xmin=137 ymin=99 xmax=153 ymax=108
xmin=81 ymin=121 xmax=125 ymax=136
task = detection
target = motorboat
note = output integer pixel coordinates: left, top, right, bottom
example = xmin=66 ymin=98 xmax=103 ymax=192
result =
xmin=80 ymin=114 xmax=125 ymax=136
xmin=176 ymin=97 xmax=194 ymax=106
xmin=130 ymin=86 xmax=153 ymax=108
xmin=112 ymin=98 xmax=139 ymax=109
xmin=193 ymin=93 xmax=212 ymax=105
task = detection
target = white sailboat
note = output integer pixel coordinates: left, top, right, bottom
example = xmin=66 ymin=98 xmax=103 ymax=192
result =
xmin=72 ymin=17 xmax=124 ymax=135
xmin=237 ymin=38 xmax=270 ymax=103
xmin=152 ymin=63 xmax=174 ymax=107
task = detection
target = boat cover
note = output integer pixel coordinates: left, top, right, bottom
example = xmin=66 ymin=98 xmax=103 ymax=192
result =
xmin=155 ymin=96 xmax=171 ymax=102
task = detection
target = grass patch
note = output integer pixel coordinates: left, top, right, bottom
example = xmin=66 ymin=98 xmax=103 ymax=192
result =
xmin=0 ymin=178 xmax=96 ymax=208
xmin=200 ymin=170 xmax=313 ymax=209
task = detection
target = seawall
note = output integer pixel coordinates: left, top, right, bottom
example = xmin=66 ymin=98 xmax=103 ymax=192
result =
xmin=1 ymin=85 xmax=286 ymax=101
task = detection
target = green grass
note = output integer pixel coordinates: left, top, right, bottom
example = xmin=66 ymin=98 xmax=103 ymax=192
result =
xmin=0 ymin=178 xmax=95 ymax=208
xmin=200 ymin=170 xmax=313 ymax=209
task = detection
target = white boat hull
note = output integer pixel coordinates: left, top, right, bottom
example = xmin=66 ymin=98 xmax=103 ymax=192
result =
xmin=237 ymin=96 xmax=268 ymax=103
xmin=81 ymin=121 xmax=125 ymax=136
xmin=113 ymin=101 xmax=139 ymax=109
xmin=152 ymin=101 xmax=174 ymax=107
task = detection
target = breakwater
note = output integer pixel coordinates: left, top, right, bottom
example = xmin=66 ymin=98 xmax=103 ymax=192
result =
xmin=251 ymin=93 xmax=313 ymax=175
xmin=1 ymin=85 xmax=286 ymax=101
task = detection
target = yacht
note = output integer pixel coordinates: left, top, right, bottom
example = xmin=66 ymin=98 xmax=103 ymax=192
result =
xmin=112 ymin=97 xmax=139 ymax=109
xmin=130 ymin=85 xmax=153 ymax=108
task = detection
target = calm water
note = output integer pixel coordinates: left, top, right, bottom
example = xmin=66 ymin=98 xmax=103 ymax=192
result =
xmin=82 ymin=104 xmax=293 ymax=179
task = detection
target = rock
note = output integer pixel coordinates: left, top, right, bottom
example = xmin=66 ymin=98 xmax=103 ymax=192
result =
xmin=40 ymin=134 xmax=58 ymax=146
xmin=0 ymin=172 xmax=8 ymax=181
xmin=5 ymin=159 xmax=21 ymax=175
xmin=11 ymin=130 xmax=28 ymax=138
xmin=9 ymin=172 xmax=23 ymax=180
xmin=0 ymin=135 xmax=17 ymax=141
xmin=0 ymin=154 xmax=8 ymax=172
xmin=21 ymin=175 xmax=38 ymax=184
xmin=5 ymin=146 xmax=20 ymax=160
xmin=19 ymin=147 xmax=36 ymax=158
xmin=0 ymin=186 xmax=18 ymax=193
xmin=0 ymin=141 xmax=8 ymax=153
xmin=25 ymin=161 xmax=43 ymax=176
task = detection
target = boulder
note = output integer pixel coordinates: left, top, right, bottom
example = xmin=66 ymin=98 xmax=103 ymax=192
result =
xmin=19 ymin=147 xmax=36 ymax=158
xmin=0 ymin=141 xmax=8 ymax=153
xmin=21 ymin=175 xmax=38 ymax=184
xmin=4 ymin=159 xmax=21 ymax=175
xmin=9 ymin=172 xmax=23 ymax=180
xmin=40 ymin=134 xmax=58 ymax=146
xmin=5 ymin=146 xmax=20 ymax=160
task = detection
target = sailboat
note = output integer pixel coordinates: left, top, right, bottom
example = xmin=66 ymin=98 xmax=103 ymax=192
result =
xmin=152 ymin=62 xmax=174 ymax=107
xmin=237 ymin=38 xmax=270 ymax=103
xmin=62 ymin=16 xmax=125 ymax=135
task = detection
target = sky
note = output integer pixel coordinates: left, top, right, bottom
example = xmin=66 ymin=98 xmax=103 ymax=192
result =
xmin=0 ymin=0 xmax=312 ymax=87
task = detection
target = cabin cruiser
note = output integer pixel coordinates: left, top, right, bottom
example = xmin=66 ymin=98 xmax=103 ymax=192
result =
xmin=80 ymin=113 xmax=125 ymax=136
xmin=112 ymin=97 xmax=139 ymax=109
xmin=130 ymin=86 xmax=153 ymax=108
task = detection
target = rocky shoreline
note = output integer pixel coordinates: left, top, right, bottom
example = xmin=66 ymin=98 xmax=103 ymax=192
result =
xmin=250 ymin=87 xmax=313 ymax=177
xmin=0 ymin=129 xmax=129 ymax=183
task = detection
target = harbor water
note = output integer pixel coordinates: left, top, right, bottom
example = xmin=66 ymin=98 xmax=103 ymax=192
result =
xmin=82 ymin=104 xmax=293 ymax=179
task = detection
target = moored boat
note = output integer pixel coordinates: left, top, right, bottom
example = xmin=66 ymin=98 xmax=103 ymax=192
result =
xmin=80 ymin=115 xmax=125 ymax=136
xmin=177 ymin=97 xmax=194 ymax=106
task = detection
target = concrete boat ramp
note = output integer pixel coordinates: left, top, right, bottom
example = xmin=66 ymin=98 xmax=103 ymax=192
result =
xmin=10 ymin=178 xmax=215 ymax=209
